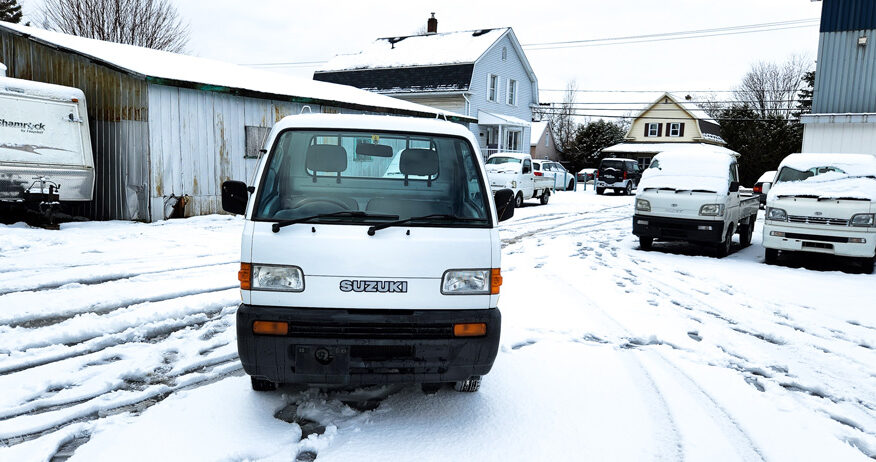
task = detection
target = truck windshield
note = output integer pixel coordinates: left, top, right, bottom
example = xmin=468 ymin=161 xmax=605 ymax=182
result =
xmin=252 ymin=129 xmax=491 ymax=227
xmin=775 ymin=166 xmax=846 ymax=183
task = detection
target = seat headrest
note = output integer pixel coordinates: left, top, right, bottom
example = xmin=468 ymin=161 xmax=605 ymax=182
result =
xmin=399 ymin=149 xmax=439 ymax=176
xmin=306 ymin=144 xmax=348 ymax=173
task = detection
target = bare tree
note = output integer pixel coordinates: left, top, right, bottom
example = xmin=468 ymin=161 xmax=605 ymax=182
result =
xmin=735 ymin=55 xmax=812 ymax=119
xmin=41 ymin=0 xmax=190 ymax=53
xmin=547 ymin=81 xmax=579 ymax=154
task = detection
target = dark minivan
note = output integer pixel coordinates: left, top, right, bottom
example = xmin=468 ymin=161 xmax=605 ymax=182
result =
xmin=595 ymin=158 xmax=641 ymax=195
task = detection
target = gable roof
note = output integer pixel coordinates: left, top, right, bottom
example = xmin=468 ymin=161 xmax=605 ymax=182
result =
xmin=314 ymin=64 xmax=474 ymax=93
xmin=0 ymin=21 xmax=475 ymax=123
xmin=635 ymin=92 xmax=717 ymax=124
xmin=318 ymin=28 xmax=510 ymax=72
xmin=530 ymin=121 xmax=549 ymax=146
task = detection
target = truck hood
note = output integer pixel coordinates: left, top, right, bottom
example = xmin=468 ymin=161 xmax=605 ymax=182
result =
xmin=243 ymin=221 xmax=497 ymax=309
xmin=637 ymin=189 xmax=722 ymax=218
xmin=767 ymin=196 xmax=872 ymax=221
xmin=768 ymin=175 xmax=876 ymax=202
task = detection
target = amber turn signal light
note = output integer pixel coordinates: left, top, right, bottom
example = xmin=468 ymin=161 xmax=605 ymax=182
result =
xmin=252 ymin=320 xmax=288 ymax=336
xmin=490 ymin=268 xmax=502 ymax=295
xmin=454 ymin=323 xmax=487 ymax=337
xmin=238 ymin=263 xmax=252 ymax=290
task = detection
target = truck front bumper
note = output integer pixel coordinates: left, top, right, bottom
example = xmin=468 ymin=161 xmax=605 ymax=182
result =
xmin=762 ymin=222 xmax=876 ymax=258
xmin=633 ymin=214 xmax=725 ymax=243
xmin=236 ymin=304 xmax=501 ymax=385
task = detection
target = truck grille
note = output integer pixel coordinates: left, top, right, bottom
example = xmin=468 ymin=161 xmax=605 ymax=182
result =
xmin=286 ymin=322 xmax=453 ymax=339
xmin=787 ymin=215 xmax=849 ymax=226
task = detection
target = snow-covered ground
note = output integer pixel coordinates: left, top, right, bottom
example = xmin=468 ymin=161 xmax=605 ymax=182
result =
xmin=1 ymin=190 xmax=874 ymax=461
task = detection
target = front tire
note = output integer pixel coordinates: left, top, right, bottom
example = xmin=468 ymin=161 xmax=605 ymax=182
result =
xmin=251 ymin=376 xmax=277 ymax=391
xmin=715 ymin=226 xmax=733 ymax=258
xmin=454 ymin=376 xmax=481 ymax=392
xmin=539 ymin=189 xmax=550 ymax=205
xmin=596 ymin=187 xmax=605 ymax=195
xmin=515 ymin=192 xmax=524 ymax=208
xmin=764 ymin=248 xmax=779 ymax=264
xmin=639 ymin=236 xmax=653 ymax=250
xmin=568 ymin=180 xmax=575 ymax=191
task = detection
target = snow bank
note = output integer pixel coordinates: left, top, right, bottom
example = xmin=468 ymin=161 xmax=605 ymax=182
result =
xmin=638 ymin=150 xmax=733 ymax=193
xmin=770 ymin=153 xmax=876 ymax=201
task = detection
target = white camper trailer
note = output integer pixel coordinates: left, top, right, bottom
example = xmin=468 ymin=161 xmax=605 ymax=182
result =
xmin=0 ymin=66 xmax=94 ymax=215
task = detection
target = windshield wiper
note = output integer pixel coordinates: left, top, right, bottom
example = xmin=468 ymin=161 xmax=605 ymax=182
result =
xmin=367 ymin=214 xmax=487 ymax=235
xmin=272 ymin=211 xmax=399 ymax=233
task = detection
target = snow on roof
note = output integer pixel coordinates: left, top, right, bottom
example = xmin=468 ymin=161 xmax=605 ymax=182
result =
xmin=319 ymin=28 xmax=509 ymax=72
xmin=530 ymin=121 xmax=548 ymax=146
xmin=602 ymin=142 xmax=739 ymax=157
xmin=1 ymin=75 xmax=85 ymax=101
xmin=669 ymin=93 xmax=716 ymax=123
xmin=0 ymin=22 xmax=471 ymax=121
xmin=639 ymin=149 xmax=735 ymax=193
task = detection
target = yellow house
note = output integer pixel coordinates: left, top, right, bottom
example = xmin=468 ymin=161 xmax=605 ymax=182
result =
xmin=603 ymin=93 xmax=734 ymax=168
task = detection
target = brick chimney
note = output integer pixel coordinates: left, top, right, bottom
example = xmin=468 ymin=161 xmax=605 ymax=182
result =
xmin=427 ymin=13 xmax=437 ymax=34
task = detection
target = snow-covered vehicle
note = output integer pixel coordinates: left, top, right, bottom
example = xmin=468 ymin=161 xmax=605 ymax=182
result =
xmin=763 ymin=153 xmax=876 ymax=272
xmin=221 ymin=114 xmax=514 ymax=392
xmin=534 ymin=160 xmax=575 ymax=191
xmin=0 ymin=71 xmax=94 ymax=219
xmin=486 ymin=152 xmax=554 ymax=207
xmin=595 ymin=158 xmax=641 ymax=195
xmin=633 ymin=150 xmax=759 ymax=257
xmin=754 ymin=170 xmax=777 ymax=208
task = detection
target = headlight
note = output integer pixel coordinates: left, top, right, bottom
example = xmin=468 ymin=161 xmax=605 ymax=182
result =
xmin=850 ymin=213 xmax=875 ymax=227
xmin=635 ymin=199 xmax=651 ymax=212
xmin=766 ymin=207 xmax=787 ymax=221
xmin=442 ymin=269 xmax=490 ymax=295
xmin=251 ymin=264 xmax=304 ymax=292
xmin=699 ymin=204 xmax=724 ymax=216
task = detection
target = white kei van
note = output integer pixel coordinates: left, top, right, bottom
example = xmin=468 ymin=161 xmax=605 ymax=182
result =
xmin=221 ymin=114 xmax=515 ymax=392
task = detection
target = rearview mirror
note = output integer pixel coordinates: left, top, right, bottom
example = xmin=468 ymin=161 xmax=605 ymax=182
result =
xmin=494 ymin=188 xmax=515 ymax=222
xmin=729 ymin=181 xmax=740 ymax=193
xmin=221 ymin=180 xmax=249 ymax=215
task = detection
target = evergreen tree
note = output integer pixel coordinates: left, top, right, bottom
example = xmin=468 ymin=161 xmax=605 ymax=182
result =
xmin=719 ymin=105 xmax=803 ymax=186
xmin=0 ymin=0 xmax=23 ymax=23
xmin=795 ymin=70 xmax=816 ymax=117
xmin=565 ymin=120 xmax=627 ymax=172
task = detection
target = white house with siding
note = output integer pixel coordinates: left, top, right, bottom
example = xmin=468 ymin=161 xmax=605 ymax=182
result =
xmin=0 ymin=21 xmax=471 ymax=221
xmin=314 ymin=16 xmax=538 ymax=159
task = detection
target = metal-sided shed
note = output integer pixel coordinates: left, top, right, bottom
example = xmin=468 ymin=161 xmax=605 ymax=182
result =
xmin=0 ymin=22 xmax=474 ymax=221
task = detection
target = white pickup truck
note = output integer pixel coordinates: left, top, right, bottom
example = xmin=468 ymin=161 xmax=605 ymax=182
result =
xmin=763 ymin=153 xmax=876 ymax=273
xmin=485 ymin=152 xmax=554 ymax=207
xmin=221 ymin=114 xmax=515 ymax=392
xmin=632 ymin=150 xmax=759 ymax=257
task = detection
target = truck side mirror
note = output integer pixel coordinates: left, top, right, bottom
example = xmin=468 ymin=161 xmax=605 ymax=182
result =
xmin=729 ymin=181 xmax=740 ymax=193
xmin=761 ymin=183 xmax=771 ymax=195
xmin=522 ymin=166 xmax=531 ymax=174
xmin=494 ymin=188 xmax=515 ymax=222
xmin=222 ymin=180 xmax=249 ymax=215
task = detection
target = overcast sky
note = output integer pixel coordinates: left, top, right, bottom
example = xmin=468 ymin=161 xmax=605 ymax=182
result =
xmin=19 ymin=0 xmax=823 ymax=109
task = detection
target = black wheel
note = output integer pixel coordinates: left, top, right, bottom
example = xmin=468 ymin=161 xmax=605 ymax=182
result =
xmin=639 ymin=236 xmax=653 ymax=250
xmin=515 ymin=192 xmax=524 ymax=208
xmin=738 ymin=220 xmax=754 ymax=247
xmin=454 ymin=376 xmax=481 ymax=393
xmin=251 ymin=376 xmax=277 ymax=391
xmin=858 ymin=255 xmax=875 ymax=274
xmin=422 ymin=383 xmax=443 ymax=394
xmin=539 ymin=189 xmax=550 ymax=205
xmin=596 ymin=188 xmax=605 ymax=195
xmin=568 ymin=180 xmax=575 ymax=191
xmin=764 ymin=248 xmax=779 ymax=264
xmin=624 ymin=182 xmax=633 ymax=196
xmin=715 ymin=226 xmax=733 ymax=258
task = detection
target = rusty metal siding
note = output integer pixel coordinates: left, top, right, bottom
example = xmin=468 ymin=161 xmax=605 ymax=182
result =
xmin=0 ymin=29 xmax=150 ymax=220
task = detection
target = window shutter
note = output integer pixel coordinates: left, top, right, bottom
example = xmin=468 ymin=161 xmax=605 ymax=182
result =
xmin=657 ymin=123 xmax=663 ymax=137
xmin=679 ymin=123 xmax=685 ymax=137
xmin=644 ymin=124 xmax=650 ymax=137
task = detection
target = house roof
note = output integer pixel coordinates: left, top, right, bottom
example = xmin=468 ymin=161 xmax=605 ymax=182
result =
xmin=602 ymin=142 xmax=739 ymax=157
xmin=636 ymin=92 xmax=717 ymax=124
xmin=0 ymin=21 xmax=475 ymax=123
xmin=318 ymin=28 xmax=510 ymax=72
xmin=314 ymin=64 xmax=474 ymax=93
xmin=530 ymin=121 xmax=549 ymax=146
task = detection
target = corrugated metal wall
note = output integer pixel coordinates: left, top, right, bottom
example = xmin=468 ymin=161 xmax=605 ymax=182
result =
xmin=820 ymin=0 xmax=876 ymax=33
xmin=813 ymin=29 xmax=876 ymax=114
xmin=802 ymin=118 xmax=876 ymax=155
xmin=0 ymin=29 xmax=150 ymax=220
xmin=147 ymin=85 xmax=318 ymax=220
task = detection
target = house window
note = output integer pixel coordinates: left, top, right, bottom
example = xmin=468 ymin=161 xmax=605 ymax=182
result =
xmin=502 ymin=47 xmax=507 ymax=61
xmin=668 ymin=122 xmax=685 ymax=137
xmin=506 ymin=130 xmax=521 ymax=151
xmin=507 ymin=79 xmax=517 ymax=106
xmin=645 ymin=123 xmax=662 ymax=137
xmin=638 ymin=157 xmax=651 ymax=169
xmin=544 ymin=132 xmax=549 ymax=147
xmin=487 ymin=74 xmax=498 ymax=102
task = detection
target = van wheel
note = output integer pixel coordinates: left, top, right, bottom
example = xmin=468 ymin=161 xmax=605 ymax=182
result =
xmin=540 ymin=189 xmax=550 ymax=205
xmin=515 ymin=192 xmax=524 ymax=208
xmin=454 ymin=376 xmax=481 ymax=393
xmin=715 ymin=227 xmax=733 ymax=258
xmin=764 ymin=248 xmax=778 ymax=264
xmin=251 ymin=376 xmax=277 ymax=391
xmin=624 ymin=182 xmax=633 ymax=195
xmin=596 ymin=188 xmax=605 ymax=195
xmin=639 ymin=237 xmax=653 ymax=250
xmin=568 ymin=180 xmax=575 ymax=190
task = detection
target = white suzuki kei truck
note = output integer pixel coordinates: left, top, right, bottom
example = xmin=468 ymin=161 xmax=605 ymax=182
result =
xmin=221 ymin=114 xmax=515 ymax=392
